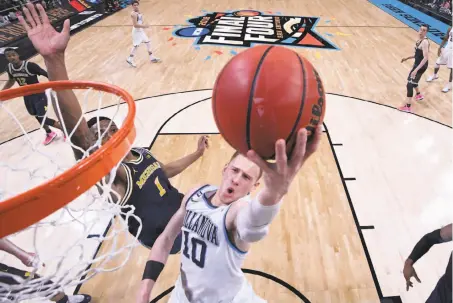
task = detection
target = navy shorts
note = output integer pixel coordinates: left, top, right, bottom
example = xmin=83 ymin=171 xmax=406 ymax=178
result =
xmin=24 ymin=93 xmax=48 ymax=117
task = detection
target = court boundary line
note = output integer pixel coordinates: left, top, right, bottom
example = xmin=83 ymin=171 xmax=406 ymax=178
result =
xmin=323 ymin=122 xmax=383 ymax=299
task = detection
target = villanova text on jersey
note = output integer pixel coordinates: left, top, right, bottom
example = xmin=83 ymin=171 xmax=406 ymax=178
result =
xmin=183 ymin=210 xmax=219 ymax=246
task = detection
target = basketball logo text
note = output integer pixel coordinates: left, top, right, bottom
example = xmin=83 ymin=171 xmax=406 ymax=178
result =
xmin=306 ymin=69 xmax=325 ymax=135
xmin=174 ymin=10 xmax=338 ymax=50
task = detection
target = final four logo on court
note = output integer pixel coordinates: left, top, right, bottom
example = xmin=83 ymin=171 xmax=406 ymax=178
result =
xmin=174 ymin=10 xmax=338 ymax=49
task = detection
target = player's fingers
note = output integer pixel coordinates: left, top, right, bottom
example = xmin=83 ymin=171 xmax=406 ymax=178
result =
xmin=22 ymin=7 xmax=36 ymax=28
xmin=275 ymin=139 xmax=287 ymax=174
xmin=29 ymin=3 xmax=42 ymax=26
xmin=62 ymin=19 xmax=71 ymax=37
xmin=17 ymin=15 xmax=31 ymax=32
xmin=36 ymin=3 xmax=50 ymax=25
xmin=305 ymin=125 xmax=323 ymax=157
xmin=288 ymin=128 xmax=308 ymax=169
xmin=413 ymin=272 xmax=421 ymax=283
xmin=246 ymin=150 xmax=272 ymax=175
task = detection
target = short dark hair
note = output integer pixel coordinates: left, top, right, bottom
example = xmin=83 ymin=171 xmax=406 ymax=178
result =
xmin=3 ymin=48 xmax=18 ymax=56
xmin=421 ymin=24 xmax=430 ymax=30
xmin=131 ymin=0 xmax=139 ymax=5
xmin=87 ymin=116 xmax=112 ymax=129
xmin=229 ymin=151 xmax=263 ymax=181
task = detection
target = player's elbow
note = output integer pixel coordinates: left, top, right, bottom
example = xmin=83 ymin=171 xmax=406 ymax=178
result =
xmin=237 ymin=225 xmax=269 ymax=243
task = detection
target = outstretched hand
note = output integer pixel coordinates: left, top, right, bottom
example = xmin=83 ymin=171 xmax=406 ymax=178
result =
xmin=246 ymin=125 xmax=322 ymax=199
xmin=403 ymin=261 xmax=421 ymax=291
xmin=18 ymin=2 xmax=70 ymax=57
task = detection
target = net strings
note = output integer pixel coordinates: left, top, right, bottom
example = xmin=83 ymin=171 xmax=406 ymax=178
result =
xmin=0 ymin=88 xmax=142 ymax=302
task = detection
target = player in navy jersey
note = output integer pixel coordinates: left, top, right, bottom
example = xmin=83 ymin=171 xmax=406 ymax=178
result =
xmin=17 ymin=3 xmax=209 ymax=253
xmin=2 ymin=48 xmax=64 ymax=145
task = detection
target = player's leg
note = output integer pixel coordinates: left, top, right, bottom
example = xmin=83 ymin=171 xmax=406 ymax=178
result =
xmin=442 ymin=52 xmax=452 ymax=92
xmin=127 ymin=43 xmax=139 ymax=68
xmin=33 ymin=94 xmax=62 ymax=145
xmin=443 ymin=69 xmax=452 ymax=92
xmin=143 ymin=37 xmax=161 ymax=63
xmin=427 ymin=51 xmax=444 ymax=82
xmin=413 ymin=65 xmax=427 ymax=101
xmin=400 ymin=67 xmax=418 ymax=112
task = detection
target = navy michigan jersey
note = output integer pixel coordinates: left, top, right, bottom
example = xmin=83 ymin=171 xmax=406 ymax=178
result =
xmin=119 ymin=147 xmax=184 ymax=250
xmin=7 ymin=61 xmax=48 ymax=87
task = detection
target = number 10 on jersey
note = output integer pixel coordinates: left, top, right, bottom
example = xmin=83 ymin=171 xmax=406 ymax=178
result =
xmin=183 ymin=231 xmax=207 ymax=268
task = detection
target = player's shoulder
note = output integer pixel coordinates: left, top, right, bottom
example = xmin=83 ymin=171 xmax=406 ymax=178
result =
xmin=183 ymin=184 xmax=212 ymax=204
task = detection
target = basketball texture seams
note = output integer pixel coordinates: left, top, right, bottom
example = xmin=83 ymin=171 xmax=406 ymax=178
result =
xmin=212 ymin=45 xmax=326 ymax=159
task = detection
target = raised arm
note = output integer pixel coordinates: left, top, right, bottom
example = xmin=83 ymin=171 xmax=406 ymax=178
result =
xmin=160 ymin=136 xmax=209 ymax=178
xmin=136 ymin=189 xmax=198 ymax=303
xmin=18 ymin=3 xmax=95 ymax=160
xmin=226 ymin=126 xmax=323 ymax=252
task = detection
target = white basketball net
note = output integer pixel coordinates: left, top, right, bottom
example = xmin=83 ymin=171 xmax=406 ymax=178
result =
xmin=0 ymin=87 xmax=142 ymax=302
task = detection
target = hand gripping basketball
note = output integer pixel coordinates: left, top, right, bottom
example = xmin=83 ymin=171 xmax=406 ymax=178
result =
xmin=18 ymin=2 xmax=70 ymax=57
xmin=247 ymin=126 xmax=322 ymax=200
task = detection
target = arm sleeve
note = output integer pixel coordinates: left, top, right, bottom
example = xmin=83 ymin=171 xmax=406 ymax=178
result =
xmin=27 ymin=62 xmax=49 ymax=78
xmin=408 ymin=229 xmax=444 ymax=264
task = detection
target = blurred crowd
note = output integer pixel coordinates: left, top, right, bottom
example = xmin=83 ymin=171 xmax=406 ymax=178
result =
xmin=0 ymin=0 xmax=62 ymax=27
xmin=426 ymin=0 xmax=452 ymax=16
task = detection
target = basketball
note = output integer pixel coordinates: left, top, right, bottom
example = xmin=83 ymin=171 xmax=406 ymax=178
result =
xmin=212 ymin=45 xmax=326 ymax=160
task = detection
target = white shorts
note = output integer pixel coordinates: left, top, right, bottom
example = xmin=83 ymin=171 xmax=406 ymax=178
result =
xmin=168 ymin=276 xmax=267 ymax=303
xmin=436 ymin=48 xmax=452 ymax=69
xmin=132 ymin=29 xmax=150 ymax=46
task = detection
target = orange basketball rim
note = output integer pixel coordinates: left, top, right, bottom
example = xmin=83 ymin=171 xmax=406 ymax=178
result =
xmin=0 ymin=81 xmax=136 ymax=238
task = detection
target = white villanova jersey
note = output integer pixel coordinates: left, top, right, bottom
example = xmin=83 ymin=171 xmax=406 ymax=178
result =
xmin=447 ymin=29 xmax=453 ymax=49
xmin=171 ymin=184 xmax=250 ymax=302
xmin=133 ymin=12 xmax=144 ymax=32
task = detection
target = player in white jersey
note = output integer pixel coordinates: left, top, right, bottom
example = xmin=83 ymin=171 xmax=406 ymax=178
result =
xmin=126 ymin=0 xmax=160 ymax=68
xmin=426 ymin=27 xmax=452 ymax=92
xmin=136 ymin=126 xmax=323 ymax=303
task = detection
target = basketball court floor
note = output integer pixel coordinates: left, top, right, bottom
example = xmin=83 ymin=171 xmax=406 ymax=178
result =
xmin=0 ymin=0 xmax=452 ymax=302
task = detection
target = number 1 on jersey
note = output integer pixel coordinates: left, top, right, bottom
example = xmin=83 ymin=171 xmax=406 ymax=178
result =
xmin=154 ymin=176 xmax=166 ymax=196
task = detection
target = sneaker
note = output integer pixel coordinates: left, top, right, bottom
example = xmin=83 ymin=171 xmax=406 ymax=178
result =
xmin=426 ymin=74 xmax=439 ymax=82
xmin=43 ymin=132 xmax=57 ymax=145
xmin=68 ymin=294 xmax=91 ymax=303
xmin=151 ymin=57 xmax=161 ymax=63
xmin=398 ymin=105 xmax=412 ymax=113
xmin=442 ymin=84 xmax=451 ymax=93
xmin=415 ymin=94 xmax=424 ymax=101
xmin=126 ymin=57 xmax=136 ymax=68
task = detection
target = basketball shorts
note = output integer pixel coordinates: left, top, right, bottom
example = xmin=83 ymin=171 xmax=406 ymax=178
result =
xmin=132 ymin=29 xmax=150 ymax=46
xmin=436 ymin=48 xmax=453 ymax=69
xmin=0 ymin=262 xmax=53 ymax=299
xmin=23 ymin=93 xmax=48 ymax=117
xmin=168 ymin=276 xmax=267 ymax=303
xmin=408 ymin=63 xmax=428 ymax=85
xmin=426 ymin=254 xmax=452 ymax=303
